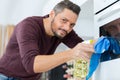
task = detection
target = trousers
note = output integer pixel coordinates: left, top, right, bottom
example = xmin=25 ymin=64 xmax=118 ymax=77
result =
xmin=0 ymin=73 xmax=20 ymax=80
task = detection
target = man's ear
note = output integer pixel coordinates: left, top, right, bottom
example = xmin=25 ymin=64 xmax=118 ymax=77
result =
xmin=49 ymin=10 xmax=55 ymax=19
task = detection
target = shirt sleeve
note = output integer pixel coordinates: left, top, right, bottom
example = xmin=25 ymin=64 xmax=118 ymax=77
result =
xmin=16 ymin=18 xmax=40 ymax=74
xmin=62 ymin=30 xmax=83 ymax=48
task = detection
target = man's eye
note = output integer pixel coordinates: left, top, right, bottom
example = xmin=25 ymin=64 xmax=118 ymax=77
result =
xmin=70 ymin=24 xmax=75 ymax=28
xmin=62 ymin=19 xmax=67 ymax=23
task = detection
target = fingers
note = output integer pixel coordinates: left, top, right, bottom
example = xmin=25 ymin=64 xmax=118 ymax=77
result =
xmin=62 ymin=64 xmax=67 ymax=69
xmin=72 ymin=42 xmax=95 ymax=61
xmin=79 ymin=43 xmax=94 ymax=53
xmin=63 ymin=74 xmax=71 ymax=78
xmin=77 ymin=53 xmax=90 ymax=62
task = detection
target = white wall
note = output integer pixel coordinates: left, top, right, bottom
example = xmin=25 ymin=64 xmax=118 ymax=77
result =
xmin=74 ymin=18 xmax=94 ymax=38
xmin=0 ymin=0 xmax=46 ymax=25
xmin=0 ymin=0 xmax=94 ymax=38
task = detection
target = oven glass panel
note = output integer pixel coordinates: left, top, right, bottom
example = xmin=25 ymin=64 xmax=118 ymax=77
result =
xmin=100 ymin=17 xmax=120 ymax=62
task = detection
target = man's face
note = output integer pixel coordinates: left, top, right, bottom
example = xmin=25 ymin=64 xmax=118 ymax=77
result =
xmin=50 ymin=8 xmax=78 ymax=39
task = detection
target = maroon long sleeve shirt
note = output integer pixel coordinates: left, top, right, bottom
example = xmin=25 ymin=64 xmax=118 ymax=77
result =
xmin=0 ymin=16 xmax=83 ymax=80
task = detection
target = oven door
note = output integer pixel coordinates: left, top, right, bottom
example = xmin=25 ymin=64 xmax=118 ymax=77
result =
xmin=94 ymin=0 xmax=120 ymax=38
xmin=93 ymin=1 xmax=120 ymax=80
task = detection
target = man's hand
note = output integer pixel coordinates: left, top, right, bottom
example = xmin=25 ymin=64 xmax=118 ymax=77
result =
xmin=63 ymin=40 xmax=96 ymax=79
xmin=70 ymin=42 xmax=94 ymax=61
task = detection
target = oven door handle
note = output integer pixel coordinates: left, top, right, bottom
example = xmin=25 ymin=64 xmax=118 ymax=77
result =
xmin=98 ymin=6 xmax=120 ymax=22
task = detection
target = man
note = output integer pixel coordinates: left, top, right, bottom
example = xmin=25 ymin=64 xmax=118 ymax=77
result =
xmin=0 ymin=0 xmax=94 ymax=80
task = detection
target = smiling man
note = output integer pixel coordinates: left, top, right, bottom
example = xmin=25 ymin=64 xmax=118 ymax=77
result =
xmin=0 ymin=0 xmax=94 ymax=80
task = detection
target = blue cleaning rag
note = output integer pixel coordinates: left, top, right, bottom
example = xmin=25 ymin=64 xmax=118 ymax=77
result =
xmin=86 ymin=36 xmax=120 ymax=80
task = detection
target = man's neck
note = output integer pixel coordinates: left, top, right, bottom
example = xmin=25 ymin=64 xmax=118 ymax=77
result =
xmin=43 ymin=17 xmax=53 ymax=37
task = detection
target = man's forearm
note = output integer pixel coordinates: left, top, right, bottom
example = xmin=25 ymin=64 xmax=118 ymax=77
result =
xmin=33 ymin=42 xmax=94 ymax=73
xmin=33 ymin=49 xmax=72 ymax=73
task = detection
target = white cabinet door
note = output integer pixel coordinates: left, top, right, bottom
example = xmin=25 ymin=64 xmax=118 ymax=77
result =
xmin=94 ymin=0 xmax=118 ymax=14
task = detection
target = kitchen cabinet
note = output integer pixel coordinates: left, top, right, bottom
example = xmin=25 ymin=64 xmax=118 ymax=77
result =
xmin=94 ymin=0 xmax=119 ymax=14
xmin=0 ymin=25 xmax=14 ymax=57
xmin=3 ymin=25 xmax=14 ymax=49
xmin=0 ymin=25 xmax=2 ymax=56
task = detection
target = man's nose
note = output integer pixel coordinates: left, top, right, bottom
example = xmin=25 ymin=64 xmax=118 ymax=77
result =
xmin=64 ymin=22 xmax=71 ymax=31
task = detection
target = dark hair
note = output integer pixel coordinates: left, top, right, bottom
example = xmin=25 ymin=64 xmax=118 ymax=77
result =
xmin=53 ymin=0 xmax=81 ymax=15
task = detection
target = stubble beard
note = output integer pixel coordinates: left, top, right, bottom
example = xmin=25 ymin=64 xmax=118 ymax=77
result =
xmin=51 ymin=19 xmax=64 ymax=39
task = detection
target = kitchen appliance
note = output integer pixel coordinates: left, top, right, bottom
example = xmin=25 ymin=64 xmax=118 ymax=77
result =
xmin=93 ymin=0 xmax=120 ymax=80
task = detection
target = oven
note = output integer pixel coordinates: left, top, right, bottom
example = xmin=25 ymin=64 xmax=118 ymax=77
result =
xmin=93 ymin=0 xmax=120 ymax=80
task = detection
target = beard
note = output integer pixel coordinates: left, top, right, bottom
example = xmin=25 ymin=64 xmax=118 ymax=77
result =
xmin=50 ymin=18 xmax=68 ymax=39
